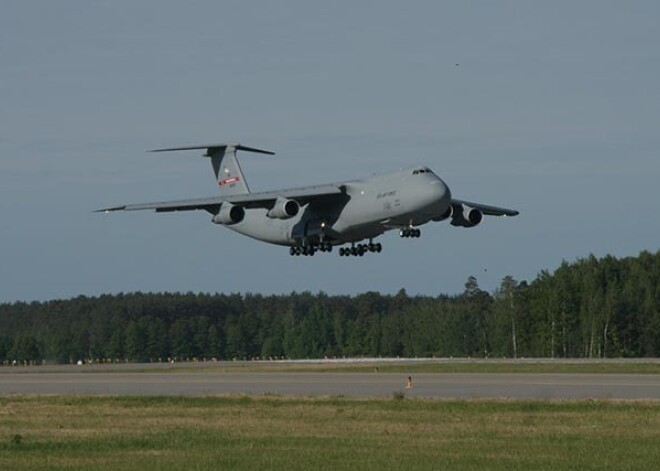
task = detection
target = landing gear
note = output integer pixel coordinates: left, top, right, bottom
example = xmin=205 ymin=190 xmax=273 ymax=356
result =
xmin=368 ymin=242 xmax=382 ymax=253
xmin=289 ymin=240 xmax=333 ymax=256
xmin=291 ymin=237 xmax=383 ymax=258
xmin=399 ymin=227 xmax=421 ymax=238
xmin=338 ymin=241 xmax=383 ymax=257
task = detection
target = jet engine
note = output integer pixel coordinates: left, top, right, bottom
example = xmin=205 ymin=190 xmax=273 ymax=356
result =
xmin=450 ymin=204 xmax=483 ymax=228
xmin=267 ymin=196 xmax=299 ymax=219
xmin=432 ymin=205 xmax=453 ymax=222
xmin=212 ymin=203 xmax=245 ymax=225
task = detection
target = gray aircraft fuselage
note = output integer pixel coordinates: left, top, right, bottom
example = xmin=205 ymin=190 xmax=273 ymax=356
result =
xmin=234 ymin=167 xmax=450 ymax=246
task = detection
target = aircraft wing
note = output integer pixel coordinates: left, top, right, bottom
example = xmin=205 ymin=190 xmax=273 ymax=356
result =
xmin=451 ymin=199 xmax=519 ymax=217
xmin=96 ymin=184 xmax=346 ymax=213
xmin=228 ymin=184 xmax=346 ymax=208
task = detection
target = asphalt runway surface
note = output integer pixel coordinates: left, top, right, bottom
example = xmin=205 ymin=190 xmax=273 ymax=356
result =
xmin=2 ymin=369 xmax=660 ymax=399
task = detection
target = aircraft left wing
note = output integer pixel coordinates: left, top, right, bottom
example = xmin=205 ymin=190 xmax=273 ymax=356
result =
xmin=96 ymin=184 xmax=346 ymax=213
xmin=451 ymin=199 xmax=519 ymax=217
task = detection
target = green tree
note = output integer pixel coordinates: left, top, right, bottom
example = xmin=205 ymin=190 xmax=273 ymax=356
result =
xmin=9 ymin=335 xmax=41 ymax=362
xmin=0 ymin=336 xmax=12 ymax=362
xmin=146 ymin=318 xmax=168 ymax=361
xmin=125 ymin=320 xmax=146 ymax=361
xmin=171 ymin=319 xmax=194 ymax=359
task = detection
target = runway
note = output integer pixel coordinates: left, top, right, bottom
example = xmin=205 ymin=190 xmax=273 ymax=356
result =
xmin=2 ymin=370 xmax=660 ymax=399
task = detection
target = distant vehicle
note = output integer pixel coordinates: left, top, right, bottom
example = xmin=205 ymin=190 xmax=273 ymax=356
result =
xmin=98 ymin=143 xmax=518 ymax=257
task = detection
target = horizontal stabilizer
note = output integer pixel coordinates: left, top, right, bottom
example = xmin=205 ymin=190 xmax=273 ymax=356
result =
xmin=149 ymin=143 xmax=275 ymax=156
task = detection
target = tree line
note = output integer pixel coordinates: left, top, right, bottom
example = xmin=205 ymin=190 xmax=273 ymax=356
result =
xmin=1 ymin=250 xmax=659 ymax=364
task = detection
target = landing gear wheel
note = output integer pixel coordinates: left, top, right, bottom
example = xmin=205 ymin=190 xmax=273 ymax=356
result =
xmin=376 ymin=243 xmax=382 ymax=252
xmin=290 ymin=247 xmax=296 ymax=256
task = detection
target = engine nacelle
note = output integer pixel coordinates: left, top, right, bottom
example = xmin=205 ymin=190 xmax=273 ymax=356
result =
xmin=450 ymin=204 xmax=483 ymax=228
xmin=212 ymin=203 xmax=245 ymax=225
xmin=267 ymin=196 xmax=299 ymax=219
xmin=432 ymin=204 xmax=453 ymax=222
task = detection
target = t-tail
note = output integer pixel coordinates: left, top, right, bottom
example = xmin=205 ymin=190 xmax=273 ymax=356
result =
xmin=149 ymin=143 xmax=274 ymax=196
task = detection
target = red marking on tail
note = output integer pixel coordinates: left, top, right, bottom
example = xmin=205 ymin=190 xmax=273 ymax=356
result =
xmin=219 ymin=176 xmax=241 ymax=186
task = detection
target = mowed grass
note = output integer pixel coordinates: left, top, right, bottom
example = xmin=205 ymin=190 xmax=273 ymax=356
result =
xmin=142 ymin=360 xmax=660 ymax=375
xmin=1 ymin=396 xmax=659 ymax=470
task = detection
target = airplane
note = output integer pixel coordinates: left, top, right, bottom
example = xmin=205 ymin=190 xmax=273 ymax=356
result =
xmin=97 ymin=143 xmax=519 ymax=257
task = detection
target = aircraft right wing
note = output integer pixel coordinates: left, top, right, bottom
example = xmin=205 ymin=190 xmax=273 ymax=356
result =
xmin=451 ymin=199 xmax=519 ymax=217
xmin=96 ymin=184 xmax=347 ymax=214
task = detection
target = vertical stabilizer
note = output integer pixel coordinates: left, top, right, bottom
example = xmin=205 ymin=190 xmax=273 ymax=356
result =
xmin=149 ymin=143 xmax=275 ymax=197
xmin=209 ymin=145 xmax=251 ymax=196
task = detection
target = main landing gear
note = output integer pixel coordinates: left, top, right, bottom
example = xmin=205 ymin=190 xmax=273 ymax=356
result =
xmin=399 ymin=227 xmax=421 ymax=238
xmin=338 ymin=242 xmax=382 ymax=257
xmin=289 ymin=241 xmax=333 ymax=257
xmin=289 ymin=237 xmax=385 ymax=258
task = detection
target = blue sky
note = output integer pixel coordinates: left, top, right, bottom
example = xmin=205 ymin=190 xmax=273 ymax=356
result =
xmin=2 ymin=1 xmax=659 ymax=302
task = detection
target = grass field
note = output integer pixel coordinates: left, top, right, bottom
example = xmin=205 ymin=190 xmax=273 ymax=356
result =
xmin=167 ymin=361 xmax=660 ymax=375
xmin=9 ymin=359 xmax=660 ymax=375
xmin=1 ymin=396 xmax=659 ymax=470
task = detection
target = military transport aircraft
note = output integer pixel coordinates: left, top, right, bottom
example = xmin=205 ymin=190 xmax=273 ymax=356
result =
xmin=97 ymin=143 xmax=518 ymax=257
